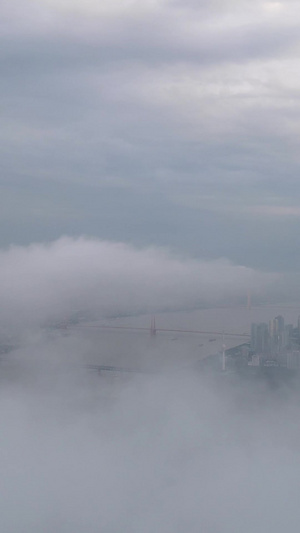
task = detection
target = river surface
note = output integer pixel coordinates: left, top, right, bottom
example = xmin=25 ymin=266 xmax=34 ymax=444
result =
xmin=72 ymin=304 xmax=300 ymax=372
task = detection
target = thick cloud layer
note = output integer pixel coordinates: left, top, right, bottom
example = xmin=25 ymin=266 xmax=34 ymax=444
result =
xmin=0 ymin=237 xmax=272 ymax=331
xmin=1 ymin=358 xmax=300 ymax=533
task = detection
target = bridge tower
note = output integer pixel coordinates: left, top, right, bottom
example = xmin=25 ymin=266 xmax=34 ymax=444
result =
xmin=222 ymin=343 xmax=226 ymax=371
xmin=222 ymin=332 xmax=226 ymax=371
xmin=150 ymin=315 xmax=156 ymax=337
xmin=247 ymin=290 xmax=252 ymax=310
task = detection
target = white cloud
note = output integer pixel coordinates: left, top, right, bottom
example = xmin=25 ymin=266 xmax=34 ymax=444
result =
xmin=0 ymin=237 xmax=273 ymax=331
xmin=32 ymin=0 xmax=167 ymax=16
xmin=1 ymin=360 xmax=300 ymax=532
xmin=246 ymin=205 xmax=300 ymax=217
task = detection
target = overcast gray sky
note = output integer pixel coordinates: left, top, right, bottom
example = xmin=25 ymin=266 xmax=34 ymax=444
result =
xmin=2 ymin=0 xmax=300 ymax=271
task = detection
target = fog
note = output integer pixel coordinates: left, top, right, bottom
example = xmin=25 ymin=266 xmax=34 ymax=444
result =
xmin=0 ymin=237 xmax=300 ymax=531
xmin=2 ymin=342 xmax=300 ymax=532
xmin=0 ymin=237 xmax=273 ymax=333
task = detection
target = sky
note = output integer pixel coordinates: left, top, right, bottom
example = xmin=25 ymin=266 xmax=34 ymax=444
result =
xmin=2 ymin=0 xmax=300 ymax=271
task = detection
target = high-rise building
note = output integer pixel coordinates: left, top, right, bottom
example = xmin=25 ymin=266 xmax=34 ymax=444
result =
xmin=284 ymin=324 xmax=293 ymax=349
xmin=250 ymin=323 xmax=258 ymax=352
xmin=251 ymin=322 xmax=269 ymax=354
xmin=268 ymin=315 xmax=285 ymax=352
xmin=275 ymin=315 xmax=284 ymax=331
xmin=251 ymin=314 xmax=298 ymax=365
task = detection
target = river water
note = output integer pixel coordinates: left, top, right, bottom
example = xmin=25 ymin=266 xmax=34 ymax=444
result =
xmin=74 ymin=304 xmax=300 ymax=372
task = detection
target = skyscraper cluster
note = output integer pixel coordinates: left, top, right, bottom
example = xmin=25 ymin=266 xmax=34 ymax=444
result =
xmin=249 ymin=315 xmax=300 ymax=370
xmin=251 ymin=315 xmax=293 ymax=355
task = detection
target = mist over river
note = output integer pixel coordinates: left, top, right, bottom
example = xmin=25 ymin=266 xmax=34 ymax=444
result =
xmin=74 ymin=304 xmax=300 ymax=371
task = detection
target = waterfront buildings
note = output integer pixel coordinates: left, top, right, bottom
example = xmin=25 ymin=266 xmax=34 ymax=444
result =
xmin=250 ymin=314 xmax=300 ymax=370
xmin=251 ymin=315 xmax=291 ymax=354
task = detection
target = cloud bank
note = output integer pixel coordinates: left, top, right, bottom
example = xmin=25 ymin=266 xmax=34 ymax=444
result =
xmin=0 ymin=237 xmax=273 ymax=331
xmin=1 ymin=360 xmax=300 ymax=532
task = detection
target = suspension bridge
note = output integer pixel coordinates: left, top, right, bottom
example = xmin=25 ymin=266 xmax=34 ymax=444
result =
xmin=63 ymin=316 xmax=250 ymax=339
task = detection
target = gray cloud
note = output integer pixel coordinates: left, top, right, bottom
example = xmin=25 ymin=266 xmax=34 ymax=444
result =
xmin=1 ymin=0 xmax=300 ymax=270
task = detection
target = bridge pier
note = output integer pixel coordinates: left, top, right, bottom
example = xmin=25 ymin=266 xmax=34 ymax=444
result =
xmin=150 ymin=316 xmax=156 ymax=337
